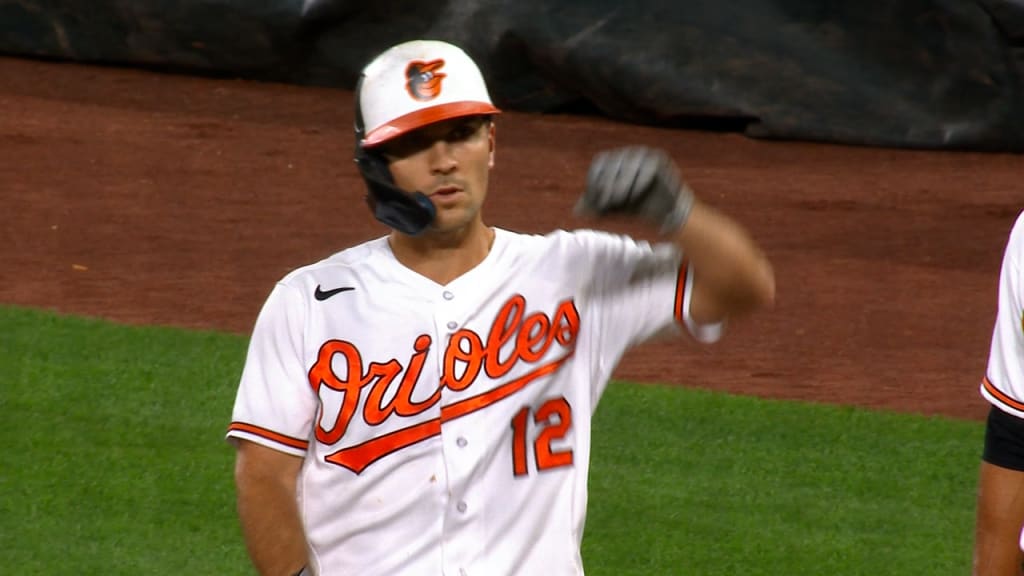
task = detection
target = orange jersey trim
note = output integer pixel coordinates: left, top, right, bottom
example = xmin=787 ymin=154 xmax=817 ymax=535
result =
xmin=228 ymin=422 xmax=309 ymax=451
xmin=982 ymin=376 xmax=1024 ymax=412
xmin=673 ymin=260 xmax=689 ymax=324
xmin=362 ymin=101 xmax=501 ymax=147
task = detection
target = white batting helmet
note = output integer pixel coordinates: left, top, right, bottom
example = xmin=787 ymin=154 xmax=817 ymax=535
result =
xmin=356 ymin=40 xmax=502 ymax=148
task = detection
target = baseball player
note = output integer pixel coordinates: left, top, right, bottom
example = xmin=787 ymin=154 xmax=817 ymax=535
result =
xmin=975 ymin=210 xmax=1024 ymax=576
xmin=226 ymin=39 xmax=775 ymax=576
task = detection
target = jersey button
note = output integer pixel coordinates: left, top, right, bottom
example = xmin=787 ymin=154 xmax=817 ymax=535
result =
xmin=447 ymin=321 xmax=458 ymax=331
xmin=443 ymin=290 xmax=454 ymax=300
xmin=456 ymin=437 xmax=468 ymax=448
xmin=456 ymin=501 xmax=468 ymax=513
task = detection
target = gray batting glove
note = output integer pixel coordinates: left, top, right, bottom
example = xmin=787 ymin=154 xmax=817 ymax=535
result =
xmin=575 ymin=146 xmax=695 ymax=235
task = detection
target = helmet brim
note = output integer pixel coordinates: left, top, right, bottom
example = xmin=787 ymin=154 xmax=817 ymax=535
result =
xmin=361 ymin=101 xmax=501 ymax=148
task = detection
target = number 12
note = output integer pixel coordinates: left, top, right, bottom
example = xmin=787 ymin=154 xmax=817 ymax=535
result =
xmin=510 ymin=396 xmax=574 ymax=477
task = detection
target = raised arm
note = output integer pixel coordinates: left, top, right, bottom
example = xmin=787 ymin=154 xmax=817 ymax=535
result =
xmin=667 ymin=199 xmax=775 ymax=324
xmin=577 ymin=146 xmax=775 ymax=325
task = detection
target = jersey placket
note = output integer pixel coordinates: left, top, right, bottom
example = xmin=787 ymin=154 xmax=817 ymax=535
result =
xmin=434 ymin=287 xmax=485 ymax=576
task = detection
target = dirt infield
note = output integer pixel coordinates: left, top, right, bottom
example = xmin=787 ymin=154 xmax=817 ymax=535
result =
xmin=2 ymin=56 xmax=1020 ymax=421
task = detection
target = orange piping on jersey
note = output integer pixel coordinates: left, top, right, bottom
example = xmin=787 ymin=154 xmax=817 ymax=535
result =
xmin=324 ymin=351 xmax=575 ymax=474
xmin=228 ymin=422 xmax=309 ymax=450
xmin=982 ymin=376 xmax=1024 ymax=412
xmin=673 ymin=260 xmax=690 ymax=324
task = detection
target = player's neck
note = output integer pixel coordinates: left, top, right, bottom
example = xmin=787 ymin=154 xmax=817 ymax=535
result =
xmin=388 ymin=221 xmax=496 ymax=286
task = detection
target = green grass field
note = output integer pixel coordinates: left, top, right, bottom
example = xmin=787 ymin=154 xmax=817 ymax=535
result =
xmin=0 ymin=305 xmax=982 ymax=575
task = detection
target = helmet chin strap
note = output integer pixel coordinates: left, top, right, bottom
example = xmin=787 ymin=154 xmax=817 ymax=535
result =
xmin=352 ymin=76 xmax=437 ymax=236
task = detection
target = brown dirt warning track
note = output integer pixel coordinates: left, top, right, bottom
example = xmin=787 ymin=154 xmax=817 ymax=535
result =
xmin=2 ymin=55 xmax=1020 ymax=421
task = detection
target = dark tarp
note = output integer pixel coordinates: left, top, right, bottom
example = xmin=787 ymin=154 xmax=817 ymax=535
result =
xmin=2 ymin=0 xmax=1023 ymax=151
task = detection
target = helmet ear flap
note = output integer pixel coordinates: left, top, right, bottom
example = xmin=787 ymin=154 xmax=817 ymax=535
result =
xmin=353 ymin=77 xmax=436 ymax=236
xmin=354 ymin=142 xmax=436 ymax=234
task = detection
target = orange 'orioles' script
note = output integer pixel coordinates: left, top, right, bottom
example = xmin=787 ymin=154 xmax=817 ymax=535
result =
xmin=308 ymin=294 xmax=580 ymax=474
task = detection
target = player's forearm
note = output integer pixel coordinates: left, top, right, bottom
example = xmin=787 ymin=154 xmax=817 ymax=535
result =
xmin=669 ymin=200 xmax=775 ymax=321
xmin=235 ymin=446 xmax=308 ymax=576
xmin=236 ymin=475 xmax=308 ymax=575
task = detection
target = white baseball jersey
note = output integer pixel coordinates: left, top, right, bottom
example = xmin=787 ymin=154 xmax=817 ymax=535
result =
xmin=981 ymin=211 xmax=1024 ymax=417
xmin=227 ymin=227 xmax=721 ymax=576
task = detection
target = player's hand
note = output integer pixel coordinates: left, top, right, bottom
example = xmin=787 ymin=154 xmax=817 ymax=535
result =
xmin=575 ymin=146 xmax=695 ymax=234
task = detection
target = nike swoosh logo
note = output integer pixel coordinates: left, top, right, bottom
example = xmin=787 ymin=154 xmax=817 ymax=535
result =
xmin=314 ymin=285 xmax=355 ymax=301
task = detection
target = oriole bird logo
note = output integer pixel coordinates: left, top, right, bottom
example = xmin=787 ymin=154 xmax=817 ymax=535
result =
xmin=405 ymin=59 xmax=446 ymax=101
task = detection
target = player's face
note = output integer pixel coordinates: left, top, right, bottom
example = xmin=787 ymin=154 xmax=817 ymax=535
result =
xmin=380 ymin=116 xmax=495 ymax=234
